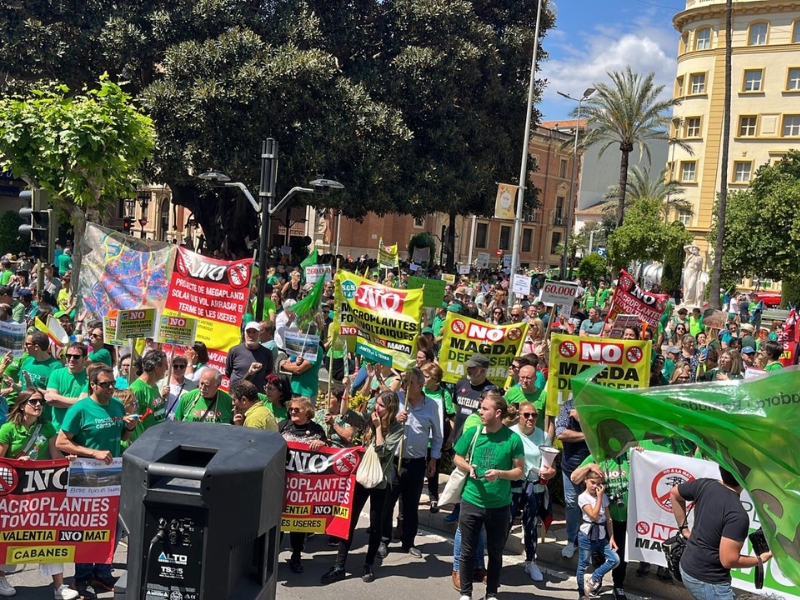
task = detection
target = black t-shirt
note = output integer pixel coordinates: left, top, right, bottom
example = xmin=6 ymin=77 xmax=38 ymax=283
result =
xmin=452 ymin=377 xmax=496 ymax=440
xmin=225 ymin=343 xmax=274 ymax=392
xmin=678 ymin=478 xmax=749 ymax=584
xmin=279 ymin=419 xmax=327 ymax=445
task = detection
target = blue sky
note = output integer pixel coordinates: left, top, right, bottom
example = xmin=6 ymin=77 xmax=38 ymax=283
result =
xmin=538 ymin=0 xmax=684 ymax=122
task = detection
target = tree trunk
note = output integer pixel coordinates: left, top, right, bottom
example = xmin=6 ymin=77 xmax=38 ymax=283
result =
xmin=709 ymin=0 xmax=732 ymax=310
xmin=445 ymin=211 xmax=457 ymax=272
xmin=69 ymin=205 xmax=87 ymax=298
xmin=616 ymin=149 xmax=630 ymax=228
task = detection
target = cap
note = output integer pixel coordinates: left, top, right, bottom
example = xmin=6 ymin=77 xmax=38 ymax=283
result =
xmin=244 ymin=321 xmax=261 ymax=332
xmin=18 ymin=289 xmax=33 ymax=299
xmin=455 ymin=286 xmax=467 ymax=296
xmin=465 ymin=354 xmax=490 ymax=369
xmin=740 ymin=323 xmax=754 ymax=333
xmin=53 ymin=310 xmax=69 ymax=319
xmin=666 ymin=346 xmax=681 ymax=355
xmin=421 ymin=327 xmax=434 ymax=335
xmin=741 ymin=346 xmax=756 ymax=355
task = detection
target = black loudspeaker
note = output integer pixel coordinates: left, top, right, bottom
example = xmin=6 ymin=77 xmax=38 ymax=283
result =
xmin=119 ymin=422 xmax=286 ymax=600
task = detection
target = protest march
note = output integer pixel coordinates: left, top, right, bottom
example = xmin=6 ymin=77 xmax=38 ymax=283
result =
xmin=0 ymin=223 xmax=798 ymax=600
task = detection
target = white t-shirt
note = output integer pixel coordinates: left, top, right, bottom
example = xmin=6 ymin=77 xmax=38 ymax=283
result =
xmin=578 ymin=491 xmax=609 ymax=538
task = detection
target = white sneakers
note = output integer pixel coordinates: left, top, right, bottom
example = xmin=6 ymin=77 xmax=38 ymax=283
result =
xmin=524 ymin=561 xmax=544 ymax=582
xmin=459 ymin=596 xmax=471 ymax=600
xmin=561 ymin=543 xmax=577 ymax=558
xmin=0 ymin=577 xmax=15 ymax=597
xmin=54 ymin=585 xmax=79 ymax=600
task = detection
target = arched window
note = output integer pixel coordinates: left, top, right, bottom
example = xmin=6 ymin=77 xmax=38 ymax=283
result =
xmin=748 ymin=22 xmax=768 ymax=46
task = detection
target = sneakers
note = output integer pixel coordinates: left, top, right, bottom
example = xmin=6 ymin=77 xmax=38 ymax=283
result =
xmin=0 ymin=578 xmax=15 ymax=597
xmin=430 ymin=500 xmax=439 ymax=514
xmin=525 ymin=561 xmax=544 ymax=582
xmin=288 ymin=555 xmax=304 ymax=574
xmin=561 ymin=543 xmax=576 ymax=558
xmin=54 ymin=585 xmax=79 ymax=600
xmin=377 ymin=542 xmax=388 ymax=558
xmin=452 ymin=570 xmax=461 ymax=591
xmin=405 ymin=546 xmax=423 ymax=558
xmin=589 ymin=576 xmax=603 ymax=596
xmin=68 ymin=579 xmax=95 ymax=600
xmin=459 ymin=596 xmax=471 ymax=600
xmin=484 ymin=595 xmax=498 ymax=600
xmin=89 ymin=576 xmax=116 ymax=593
xmin=613 ymin=587 xmax=627 ymax=600
xmin=320 ymin=566 xmax=346 ymax=585
xmin=361 ymin=564 xmax=375 ymax=583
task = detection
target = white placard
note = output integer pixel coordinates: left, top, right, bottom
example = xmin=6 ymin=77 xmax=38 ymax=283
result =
xmin=476 ymin=252 xmax=490 ymax=269
xmin=305 ymin=264 xmax=332 ymax=284
xmin=503 ymin=254 xmax=512 ymax=268
xmin=412 ymin=246 xmax=431 ymax=264
xmin=458 ymin=264 xmax=471 ymax=275
xmin=280 ymin=245 xmax=292 ymax=255
xmin=540 ymin=280 xmax=579 ymax=306
xmin=512 ymin=274 xmax=531 ymax=296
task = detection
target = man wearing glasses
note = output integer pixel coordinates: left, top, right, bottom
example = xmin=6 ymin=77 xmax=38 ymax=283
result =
xmin=509 ymin=306 xmax=524 ymax=322
xmin=505 ymin=365 xmax=545 ymax=430
xmin=46 ymin=342 xmax=89 ymax=431
xmin=57 ymin=365 xmax=135 ymax=598
xmin=129 ymin=350 xmax=169 ymax=439
xmin=174 ymin=369 xmax=233 ymax=424
xmin=19 ymin=331 xmax=64 ymax=391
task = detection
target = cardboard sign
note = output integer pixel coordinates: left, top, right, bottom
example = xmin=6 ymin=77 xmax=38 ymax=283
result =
xmin=512 ymin=274 xmax=532 ymax=296
xmin=476 ymin=252 xmax=490 ymax=269
xmin=156 ymin=314 xmax=198 ymax=346
xmin=407 ymin=276 xmax=446 ymax=309
xmin=541 ymin=280 xmax=579 ymax=306
xmin=115 ymin=308 xmax=157 ymax=340
xmin=441 ymin=273 xmax=456 ymax=284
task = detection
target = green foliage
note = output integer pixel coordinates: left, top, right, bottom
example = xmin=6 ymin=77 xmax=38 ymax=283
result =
xmin=0 ymin=211 xmax=27 ymax=256
xmin=577 ymin=253 xmax=609 ymax=284
xmin=781 ymin=276 xmax=800 ymax=309
xmin=407 ymin=232 xmax=436 ymax=265
xmin=607 ymin=198 xmax=693 ymax=272
xmin=604 ymin=166 xmax=691 ymax=222
xmin=660 ymin=222 xmax=687 ymax=296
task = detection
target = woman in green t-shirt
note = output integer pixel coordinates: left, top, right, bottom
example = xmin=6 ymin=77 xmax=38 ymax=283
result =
xmin=0 ymin=389 xmax=79 ymax=600
xmin=421 ymin=362 xmax=455 ymax=512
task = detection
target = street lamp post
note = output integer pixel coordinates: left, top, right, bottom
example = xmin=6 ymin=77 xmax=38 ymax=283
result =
xmin=556 ymin=87 xmax=595 ymax=279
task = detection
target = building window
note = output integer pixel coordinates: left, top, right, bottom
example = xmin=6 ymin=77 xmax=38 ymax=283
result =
xmin=743 ymin=69 xmax=763 ymax=92
xmin=522 ymin=228 xmax=533 ymax=253
xmin=748 ymin=22 xmax=768 ymax=46
xmin=685 ymin=117 xmax=701 ymax=138
xmin=794 ymin=21 xmax=800 ymax=43
xmin=116 ymin=199 xmax=125 ymax=219
xmin=783 ymin=115 xmax=800 ymax=137
xmin=559 ymin=158 xmax=568 ymax=178
xmin=550 ymin=232 xmax=562 ymax=255
xmin=681 ymin=161 xmax=697 ymax=182
xmin=690 ymin=73 xmax=706 ymax=95
xmin=787 ymin=68 xmax=800 ymax=91
xmin=738 ymin=115 xmax=757 ymax=137
xmin=413 ymin=216 xmax=425 ymax=228
xmin=681 ymin=32 xmax=689 ymax=53
xmin=695 ymin=28 xmax=711 ymax=50
xmin=475 ymin=222 xmax=488 ymax=248
xmin=499 ymin=225 xmax=511 ymax=251
xmin=733 ymin=161 xmax=752 ymax=183
xmin=678 ymin=211 xmax=692 ymax=226
xmin=555 ymin=197 xmax=565 ymax=225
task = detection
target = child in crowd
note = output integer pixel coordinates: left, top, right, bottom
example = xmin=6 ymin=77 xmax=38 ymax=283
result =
xmin=576 ymin=466 xmax=620 ymax=600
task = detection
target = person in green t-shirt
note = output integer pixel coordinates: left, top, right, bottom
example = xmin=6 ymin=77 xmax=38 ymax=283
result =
xmin=453 ymin=390 xmax=524 ymax=600
xmin=19 ymin=331 xmax=64 ymax=391
xmin=174 ymin=369 xmax=233 ymax=424
xmin=280 ymin=344 xmax=324 ymax=403
xmin=504 ymin=365 xmax=545 ymax=430
xmin=763 ymin=340 xmax=784 ymax=371
xmin=46 ymin=342 xmax=89 ymax=430
xmin=128 ymin=349 xmax=169 ymax=440
xmin=261 ymin=374 xmax=290 ymax=421
xmin=86 ymin=322 xmax=113 ymax=366
xmin=56 ymin=247 xmax=73 ymax=276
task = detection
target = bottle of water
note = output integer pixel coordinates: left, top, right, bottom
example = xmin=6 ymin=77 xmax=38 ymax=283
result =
xmin=28 ymin=447 xmax=39 ymax=460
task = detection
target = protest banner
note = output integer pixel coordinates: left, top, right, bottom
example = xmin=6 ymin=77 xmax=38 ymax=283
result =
xmin=607 ymin=269 xmax=669 ymax=328
xmin=304 ymin=264 xmax=332 ymax=284
xmin=502 ymin=255 xmax=512 ymax=269
xmin=572 ymin=365 xmax=800 ymax=589
xmin=155 ymin=314 xmax=198 ymax=346
xmin=541 ymin=280 xmax=579 ymax=307
xmin=333 ymin=271 xmax=423 ymax=370
xmin=0 ymin=320 xmax=26 ymax=358
xmin=627 ymin=451 xmax=799 ymax=600
xmin=101 ymin=310 xmax=126 ymax=347
xmin=607 ymin=314 xmax=641 ymax=339
xmin=163 ymin=247 xmax=253 ymax=375
xmin=441 ymin=273 xmax=456 ymax=284
xmin=282 ymin=443 xmax=360 ymax=539
xmin=512 ymin=274 xmax=531 ymax=297
xmin=476 ymin=252 xmax=490 ymax=269
xmin=115 ymin=308 xmax=158 ymax=340
xmin=779 ymin=341 xmax=798 ymax=368
xmin=407 ymin=276 xmax=445 ymax=309
xmin=439 ymin=312 xmax=528 ymax=387
xmin=378 ymin=238 xmax=399 ymax=268
xmin=411 ymin=246 xmax=430 ymax=265
xmin=284 ymin=331 xmax=321 ymax=363
xmin=494 ymin=183 xmax=517 ymax=220
xmin=545 ymin=334 xmax=651 ymax=417
xmin=458 ymin=264 xmax=471 ymax=275
xmin=0 ymin=457 xmax=121 ymax=565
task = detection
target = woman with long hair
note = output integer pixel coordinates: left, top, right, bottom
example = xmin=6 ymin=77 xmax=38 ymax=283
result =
xmin=263 ymin=374 xmax=291 ymax=421
xmin=701 ymin=349 xmax=744 ymax=381
xmin=184 ymin=341 xmax=210 ymax=382
xmin=679 ymin=333 xmax=700 ymax=382
xmin=522 ymin=318 xmax=547 ymax=362
xmin=282 ymin=271 xmax=302 ymax=301
xmin=0 ymin=389 xmax=78 ymax=599
xmin=321 ymin=391 xmax=405 ymax=585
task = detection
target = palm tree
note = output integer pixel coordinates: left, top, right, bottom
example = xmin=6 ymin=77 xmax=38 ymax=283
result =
xmin=604 ymin=166 xmax=693 ymax=223
xmin=579 ymin=67 xmax=685 ymax=228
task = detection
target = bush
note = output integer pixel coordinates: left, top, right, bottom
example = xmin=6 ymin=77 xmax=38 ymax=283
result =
xmin=407 ymin=231 xmax=436 ymax=265
xmin=782 ymin=276 xmax=800 ymax=309
xmin=577 ymin=253 xmax=609 ymax=283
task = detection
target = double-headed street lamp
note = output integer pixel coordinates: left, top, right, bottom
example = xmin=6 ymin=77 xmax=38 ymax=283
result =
xmin=198 ymin=139 xmax=343 ymax=319
xmin=556 ymin=87 xmax=595 ymax=279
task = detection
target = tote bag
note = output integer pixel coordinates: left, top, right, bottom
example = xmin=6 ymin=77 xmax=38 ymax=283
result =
xmin=439 ymin=426 xmax=482 ymax=506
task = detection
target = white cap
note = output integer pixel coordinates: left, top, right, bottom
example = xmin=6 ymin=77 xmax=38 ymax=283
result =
xmin=244 ymin=321 xmax=261 ymax=332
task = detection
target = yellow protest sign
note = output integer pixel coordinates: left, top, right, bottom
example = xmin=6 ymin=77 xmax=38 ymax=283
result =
xmin=333 ymin=271 xmax=423 ymax=370
xmin=545 ymin=334 xmax=651 ymax=417
xmin=439 ymin=313 xmax=528 ymax=387
xmin=378 ymin=238 xmax=399 ymax=268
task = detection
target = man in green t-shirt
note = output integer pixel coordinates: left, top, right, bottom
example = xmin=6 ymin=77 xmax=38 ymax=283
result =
xmin=174 ymin=369 xmax=233 ymax=424
xmin=20 ymin=331 xmax=64 ymax=391
xmin=56 ymin=365 xmax=134 ymax=597
xmin=45 ymin=342 xmax=89 ymax=430
xmin=280 ymin=344 xmax=323 ymax=402
xmin=504 ymin=365 xmax=545 ymax=430
xmin=129 ymin=349 xmax=168 ymax=440
xmin=453 ymin=390 xmax=524 ymax=600
xmin=56 ymin=247 xmax=73 ymax=277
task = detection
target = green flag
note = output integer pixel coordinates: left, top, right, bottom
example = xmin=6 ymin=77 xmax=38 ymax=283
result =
xmin=572 ymin=365 xmax=800 ymax=588
xmin=300 ymin=248 xmax=318 ymax=268
xmin=291 ymin=276 xmax=324 ymax=330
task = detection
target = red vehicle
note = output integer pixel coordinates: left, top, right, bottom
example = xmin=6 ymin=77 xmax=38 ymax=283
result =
xmin=757 ymin=292 xmax=782 ymax=308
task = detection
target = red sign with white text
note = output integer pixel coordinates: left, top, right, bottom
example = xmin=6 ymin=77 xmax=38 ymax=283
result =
xmin=609 ymin=269 xmax=669 ymax=328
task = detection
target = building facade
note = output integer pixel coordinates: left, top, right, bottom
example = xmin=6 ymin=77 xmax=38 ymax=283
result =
xmin=670 ymin=0 xmax=800 ymax=269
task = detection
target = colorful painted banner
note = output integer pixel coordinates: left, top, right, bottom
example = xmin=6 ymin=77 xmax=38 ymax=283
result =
xmin=281 ymin=443 xmax=361 ymax=539
xmin=0 ymin=457 xmax=121 ymax=565
xmin=155 ymin=314 xmax=198 ymax=346
xmin=494 ymin=183 xmax=517 ymax=220
xmin=439 ymin=312 xmax=528 ymax=387
xmin=78 ymin=223 xmax=171 ymax=323
xmin=608 ymin=269 xmax=669 ymax=328
xmin=545 ymin=334 xmax=651 ymax=417
xmin=571 ymin=365 xmax=800 ymax=589
xmin=407 ymin=276 xmax=446 ymax=309
xmin=333 ymin=271 xmax=423 ymax=370
xmin=627 ymin=450 xmax=799 ymax=599
xmin=163 ymin=247 xmax=253 ymax=374
xmin=378 ymin=238 xmax=399 ymax=268
xmin=115 ymin=308 xmax=158 ymax=340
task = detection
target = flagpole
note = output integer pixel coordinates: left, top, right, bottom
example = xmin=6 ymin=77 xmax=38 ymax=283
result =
xmin=325 ymin=258 xmax=340 ymax=412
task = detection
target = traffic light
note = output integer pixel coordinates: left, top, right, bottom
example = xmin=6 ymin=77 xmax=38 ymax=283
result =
xmin=18 ymin=189 xmax=58 ymax=264
xmin=123 ymin=216 xmax=133 ymax=233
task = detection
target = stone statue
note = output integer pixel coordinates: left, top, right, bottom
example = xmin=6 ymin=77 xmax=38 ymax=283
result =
xmin=682 ymin=245 xmax=706 ymax=306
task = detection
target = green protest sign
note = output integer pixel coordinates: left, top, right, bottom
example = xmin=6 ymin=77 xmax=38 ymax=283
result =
xmin=407 ymin=276 xmax=445 ymax=309
xmin=572 ymin=365 xmax=800 ymax=589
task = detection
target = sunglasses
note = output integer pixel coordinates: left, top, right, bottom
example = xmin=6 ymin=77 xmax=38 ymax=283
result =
xmin=172 ymin=364 xmax=187 ymax=369
xmin=510 ymin=364 xmax=521 ymax=370
xmin=521 ymin=412 xmax=537 ymax=419
xmin=289 ymin=407 xmax=302 ymax=413
xmin=66 ymin=354 xmax=83 ymax=361
xmin=511 ymin=314 xmax=522 ymax=319
xmin=27 ymin=398 xmax=44 ymax=406
xmin=95 ymin=381 xmax=116 ymax=389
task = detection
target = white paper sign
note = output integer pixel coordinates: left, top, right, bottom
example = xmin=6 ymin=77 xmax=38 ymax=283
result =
xmin=305 ymin=264 xmax=332 ymax=284
xmin=503 ymin=254 xmax=512 ymax=268
xmin=412 ymin=246 xmax=430 ymax=264
xmin=540 ymin=280 xmax=579 ymax=306
xmin=476 ymin=252 xmax=490 ymax=269
xmin=512 ymin=274 xmax=531 ymax=296
xmin=458 ymin=264 xmax=471 ymax=275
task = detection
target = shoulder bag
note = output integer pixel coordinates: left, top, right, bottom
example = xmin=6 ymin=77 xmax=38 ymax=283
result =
xmin=438 ymin=426 xmax=482 ymax=507
xmin=356 ymin=443 xmax=384 ymax=489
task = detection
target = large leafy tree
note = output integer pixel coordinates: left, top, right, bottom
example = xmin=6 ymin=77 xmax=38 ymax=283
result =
xmin=712 ymin=151 xmax=800 ymax=307
xmin=580 ymin=68 xmax=684 ymax=229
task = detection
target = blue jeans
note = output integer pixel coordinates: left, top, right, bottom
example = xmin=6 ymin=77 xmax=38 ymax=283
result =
xmin=563 ymin=470 xmax=583 ymax=546
xmin=679 ymin=564 xmax=735 ymax=600
xmin=453 ymin=524 xmax=485 ymax=572
xmin=510 ymin=489 xmax=546 ymax=562
xmin=75 ymin=518 xmax=122 ymax=580
xmin=576 ymin=531 xmax=619 ymax=596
